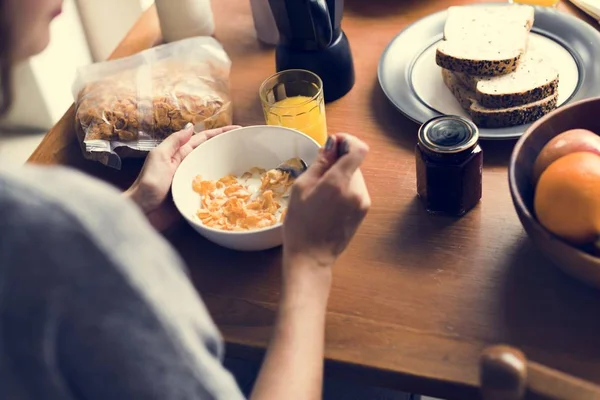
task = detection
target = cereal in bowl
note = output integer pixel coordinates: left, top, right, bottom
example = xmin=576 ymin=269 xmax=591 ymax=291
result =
xmin=192 ymin=167 xmax=295 ymax=231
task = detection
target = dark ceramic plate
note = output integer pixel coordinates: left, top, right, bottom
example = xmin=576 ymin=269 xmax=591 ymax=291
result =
xmin=377 ymin=3 xmax=600 ymax=139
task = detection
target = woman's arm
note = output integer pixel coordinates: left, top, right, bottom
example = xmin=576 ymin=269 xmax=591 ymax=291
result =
xmin=251 ymin=134 xmax=371 ymax=400
xmin=251 ymin=256 xmax=332 ymax=400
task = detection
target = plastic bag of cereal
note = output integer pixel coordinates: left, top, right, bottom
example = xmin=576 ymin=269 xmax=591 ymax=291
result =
xmin=73 ymin=37 xmax=232 ymax=169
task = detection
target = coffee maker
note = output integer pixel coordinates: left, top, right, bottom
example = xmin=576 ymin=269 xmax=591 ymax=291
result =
xmin=268 ymin=0 xmax=355 ymax=103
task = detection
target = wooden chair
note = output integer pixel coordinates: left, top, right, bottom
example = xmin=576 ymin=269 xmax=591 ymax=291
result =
xmin=480 ymin=346 xmax=600 ymax=400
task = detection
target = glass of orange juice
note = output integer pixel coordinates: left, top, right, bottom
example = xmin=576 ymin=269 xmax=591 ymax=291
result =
xmin=259 ymin=69 xmax=328 ymax=146
xmin=508 ymin=0 xmax=560 ymax=7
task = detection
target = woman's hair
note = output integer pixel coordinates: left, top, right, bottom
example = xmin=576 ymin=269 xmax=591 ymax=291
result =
xmin=0 ymin=0 xmax=13 ymax=116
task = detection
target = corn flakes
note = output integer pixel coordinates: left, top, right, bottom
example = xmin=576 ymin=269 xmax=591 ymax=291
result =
xmin=192 ymin=167 xmax=295 ymax=231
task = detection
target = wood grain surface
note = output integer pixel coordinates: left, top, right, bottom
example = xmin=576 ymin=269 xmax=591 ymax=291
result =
xmin=480 ymin=345 xmax=600 ymax=399
xmin=28 ymin=1 xmax=600 ymax=398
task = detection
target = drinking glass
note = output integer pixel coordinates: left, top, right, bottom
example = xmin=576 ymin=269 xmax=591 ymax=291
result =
xmin=259 ymin=69 xmax=328 ymax=146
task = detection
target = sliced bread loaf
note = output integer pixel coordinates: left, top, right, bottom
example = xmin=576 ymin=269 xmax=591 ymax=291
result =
xmin=452 ymin=44 xmax=558 ymax=108
xmin=436 ymin=5 xmax=535 ymax=76
xmin=442 ymin=69 xmax=558 ymax=128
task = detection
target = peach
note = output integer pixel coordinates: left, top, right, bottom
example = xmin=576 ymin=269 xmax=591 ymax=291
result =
xmin=533 ymin=129 xmax=600 ymax=183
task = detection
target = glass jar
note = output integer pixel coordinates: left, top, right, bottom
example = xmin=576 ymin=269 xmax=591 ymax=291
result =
xmin=415 ymin=116 xmax=483 ymax=216
xmin=155 ymin=0 xmax=215 ymax=43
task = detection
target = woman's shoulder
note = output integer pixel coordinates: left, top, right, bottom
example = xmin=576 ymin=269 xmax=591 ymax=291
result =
xmin=0 ymin=165 xmax=122 ymax=203
xmin=0 ymin=165 xmax=182 ymax=272
xmin=0 ymin=165 xmax=147 ymax=241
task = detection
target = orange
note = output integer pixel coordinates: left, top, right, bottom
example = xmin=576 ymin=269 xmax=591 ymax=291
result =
xmin=534 ymin=152 xmax=600 ymax=245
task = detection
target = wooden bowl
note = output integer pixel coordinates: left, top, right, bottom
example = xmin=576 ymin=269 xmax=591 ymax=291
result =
xmin=509 ymin=97 xmax=600 ymax=288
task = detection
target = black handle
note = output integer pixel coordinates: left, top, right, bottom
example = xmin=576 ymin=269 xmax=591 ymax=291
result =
xmin=308 ymin=0 xmax=333 ymax=49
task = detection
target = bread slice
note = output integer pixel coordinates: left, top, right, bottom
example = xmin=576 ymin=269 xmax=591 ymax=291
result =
xmin=436 ymin=5 xmax=535 ymax=76
xmin=452 ymin=51 xmax=558 ymax=109
xmin=442 ymin=69 xmax=558 ymax=128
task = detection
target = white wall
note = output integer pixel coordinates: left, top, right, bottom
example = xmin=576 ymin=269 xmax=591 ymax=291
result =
xmin=1 ymin=0 xmax=91 ymax=130
xmin=0 ymin=0 xmax=148 ymax=130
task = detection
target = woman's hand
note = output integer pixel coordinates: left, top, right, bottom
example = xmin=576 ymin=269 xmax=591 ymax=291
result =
xmin=251 ymin=134 xmax=370 ymax=400
xmin=125 ymin=123 xmax=241 ymax=229
xmin=283 ymin=134 xmax=371 ymax=273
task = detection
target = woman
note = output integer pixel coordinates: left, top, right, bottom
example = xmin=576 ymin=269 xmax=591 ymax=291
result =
xmin=0 ymin=0 xmax=371 ymax=399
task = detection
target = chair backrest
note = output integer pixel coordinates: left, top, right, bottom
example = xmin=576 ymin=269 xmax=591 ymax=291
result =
xmin=480 ymin=345 xmax=600 ymax=400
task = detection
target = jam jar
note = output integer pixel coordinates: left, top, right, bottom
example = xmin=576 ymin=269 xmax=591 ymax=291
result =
xmin=415 ymin=116 xmax=483 ymax=216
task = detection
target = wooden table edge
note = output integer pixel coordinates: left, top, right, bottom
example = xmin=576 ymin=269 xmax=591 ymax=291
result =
xmin=205 ymin=293 xmax=481 ymax=399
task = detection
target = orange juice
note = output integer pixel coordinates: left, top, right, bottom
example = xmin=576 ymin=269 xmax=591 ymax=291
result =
xmin=509 ymin=0 xmax=559 ymax=6
xmin=265 ymin=95 xmax=328 ymax=146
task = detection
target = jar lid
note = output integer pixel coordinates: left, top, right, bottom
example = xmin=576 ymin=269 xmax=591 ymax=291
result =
xmin=418 ymin=116 xmax=479 ymax=154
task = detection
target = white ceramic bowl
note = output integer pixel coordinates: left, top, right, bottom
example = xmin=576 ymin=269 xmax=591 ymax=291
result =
xmin=172 ymin=125 xmax=320 ymax=251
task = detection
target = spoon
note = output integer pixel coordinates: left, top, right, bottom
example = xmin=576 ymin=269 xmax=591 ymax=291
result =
xmin=275 ymin=157 xmax=308 ymax=179
xmin=274 ymin=138 xmax=352 ymax=179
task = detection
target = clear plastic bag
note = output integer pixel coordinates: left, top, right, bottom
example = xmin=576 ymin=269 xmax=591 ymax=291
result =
xmin=73 ymin=37 xmax=232 ymax=169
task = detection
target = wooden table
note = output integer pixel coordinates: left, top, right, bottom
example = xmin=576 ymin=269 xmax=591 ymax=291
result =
xmin=29 ymin=1 xmax=600 ymax=398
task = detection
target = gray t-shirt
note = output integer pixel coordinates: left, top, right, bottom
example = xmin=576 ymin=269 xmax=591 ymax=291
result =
xmin=0 ymin=166 xmax=245 ymax=400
